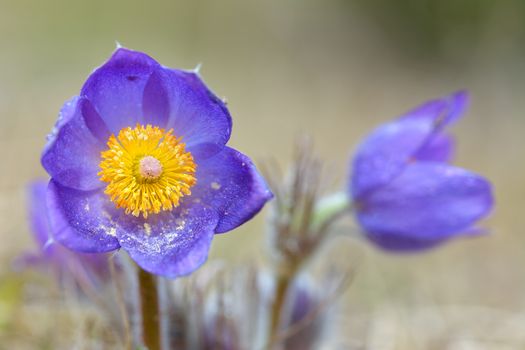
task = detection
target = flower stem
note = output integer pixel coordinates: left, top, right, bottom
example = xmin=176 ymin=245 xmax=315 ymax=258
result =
xmin=270 ymin=276 xmax=288 ymax=334
xmin=138 ymin=268 xmax=161 ymax=350
xmin=269 ymin=263 xmax=298 ymax=348
xmin=312 ymin=192 xmax=351 ymax=231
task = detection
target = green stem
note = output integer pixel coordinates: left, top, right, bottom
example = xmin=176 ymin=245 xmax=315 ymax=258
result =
xmin=138 ymin=268 xmax=161 ymax=350
xmin=312 ymin=192 xmax=351 ymax=231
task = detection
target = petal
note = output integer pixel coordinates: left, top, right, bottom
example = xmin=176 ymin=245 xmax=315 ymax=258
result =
xmin=26 ymin=180 xmax=112 ymax=279
xmin=414 ymin=133 xmax=455 ymax=162
xmin=47 ymin=180 xmax=120 ymax=253
xmin=351 ymin=91 xmax=469 ymax=199
xmin=80 ymin=48 xmax=163 ymax=133
xmin=402 ymin=90 xmax=469 ymax=126
xmin=36 ymin=182 xmax=115 ymax=283
xmin=116 ymin=205 xmax=218 ymax=278
xmin=41 ymin=97 xmax=105 ymax=191
xmin=81 ymin=98 xmax=111 ymax=143
xmin=28 ymin=180 xmax=53 ymax=250
xmin=356 ymin=163 xmax=493 ymax=251
xmin=142 ymin=69 xmax=170 ymax=128
xmin=190 ymin=147 xmax=273 ymax=233
xmin=364 ymin=232 xmax=447 ymax=251
xmin=351 ymin=118 xmax=433 ymax=198
xmin=365 ymin=228 xmax=486 ymax=252
xmin=160 ymin=68 xmax=232 ymax=159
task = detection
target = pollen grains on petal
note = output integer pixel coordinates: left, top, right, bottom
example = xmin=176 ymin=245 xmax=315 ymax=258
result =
xmin=98 ymin=124 xmax=197 ymax=218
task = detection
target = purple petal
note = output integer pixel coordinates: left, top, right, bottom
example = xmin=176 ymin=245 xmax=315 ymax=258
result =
xmin=365 ymin=228 xmax=486 ymax=251
xmin=351 ymin=118 xmax=434 ymax=198
xmin=402 ymin=90 xmax=469 ymax=126
xmin=190 ymin=147 xmax=273 ymax=233
xmin=80 ymin=48 xmax=232 ymax=159
xmin=142 ymin=69 xmax=170 ymax=128
xmin=356 ymin=163 xmax=493 ymax=251
xmin=24 ymin=180 xmax=112 ymax=281
xmin=160 ymin=68 xmax=232 ymax=159
xmin=80 ymin=48 xmax=163 ymax=133
xmin=364 ymin=233 xmax=448 ymax=251
xmin=28 ymin=180 xmax=53 ymax=252
xmin=47 ymin=180 xmax=120 ymax=253
xmin=351 ymin=91 xmax=469 ymax=199
xmin=116 ymin=205 xmax=218 ymax=278
xmin=41 ymin=97 xmax=105 ymax=191
xmin=81 ymin=98 xmax=111 ymax=143
xmin=414 ymin=133 xmax=455 ymax=162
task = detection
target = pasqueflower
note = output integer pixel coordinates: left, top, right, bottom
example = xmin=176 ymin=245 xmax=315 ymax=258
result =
xmin=350 ymin=91 xmax=493 ymax=251
xmin=42 ymin=48 xmax=272 ymax=277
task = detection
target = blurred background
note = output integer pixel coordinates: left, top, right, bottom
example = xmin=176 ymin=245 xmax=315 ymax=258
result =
xmin=0 ymin=0 xmax=524 ymax=348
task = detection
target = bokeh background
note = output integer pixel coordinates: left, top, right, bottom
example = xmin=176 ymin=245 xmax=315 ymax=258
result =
xmin=0 ymin=0 xmax=524 ymax=348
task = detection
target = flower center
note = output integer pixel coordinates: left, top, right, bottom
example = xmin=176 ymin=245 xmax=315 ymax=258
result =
xmin=98 ymin=124 xmax=197 ymax=218
xmin=139 ymin=156 xmax=163 ymax=180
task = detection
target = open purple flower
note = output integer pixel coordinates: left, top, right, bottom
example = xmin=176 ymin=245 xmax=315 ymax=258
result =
xmin=41 ymin=48 xmax=272 ymax=278
xmin=20 ymin=180 xmax=111 ymax=286
xmin=350 ymin=91 xmax=493 ymax=251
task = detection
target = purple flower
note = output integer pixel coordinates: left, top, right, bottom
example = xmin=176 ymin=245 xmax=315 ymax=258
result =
xmin=41 ymin=48 xmax=272 ymax=278
xmin=350 ymin=91 xmax=493 ymax=251
xmin=19 ymin=180 xmax=111 ymax=286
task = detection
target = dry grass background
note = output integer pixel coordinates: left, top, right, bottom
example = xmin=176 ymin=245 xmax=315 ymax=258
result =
xmin=0 ymin=0 xmax=524 ymax=348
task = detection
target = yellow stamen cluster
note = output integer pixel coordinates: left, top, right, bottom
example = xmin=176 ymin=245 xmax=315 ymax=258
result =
xmin=99 ymin=124 xmax=197 ymax=218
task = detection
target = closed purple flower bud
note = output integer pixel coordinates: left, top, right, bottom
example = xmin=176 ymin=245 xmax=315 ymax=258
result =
xmin=41 ymin=48 xmax=272 ymax=277
xmin=350 ymin=91 xmax=493 ymax=251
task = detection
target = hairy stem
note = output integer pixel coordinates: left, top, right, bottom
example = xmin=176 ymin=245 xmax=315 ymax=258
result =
xmin=138 ymin=268 xmax=161 ymax=350
xmin=269 ymin=263 xmax=298 ymax=348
